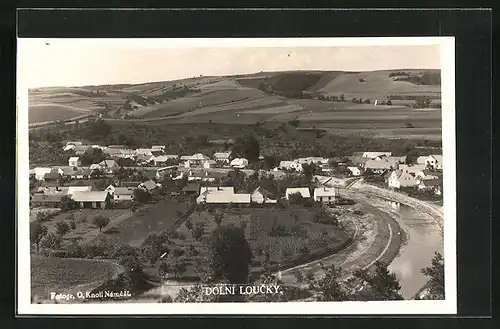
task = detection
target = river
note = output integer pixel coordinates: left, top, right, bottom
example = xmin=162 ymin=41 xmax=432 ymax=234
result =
xmin=382 ymin=200 xmax=444 ymax=299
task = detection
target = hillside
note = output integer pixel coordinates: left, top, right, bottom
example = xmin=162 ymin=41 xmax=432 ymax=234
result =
xmin=28 ymin=69 xmax=442 ymax=140
xmin=31 ymin=255 xmax=124 ymax=302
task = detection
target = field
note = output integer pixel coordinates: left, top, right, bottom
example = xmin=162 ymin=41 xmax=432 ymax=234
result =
xmin=143 ymin=205 xmax=350 ymax=280
xmin=34 ymin=209 xmax=132 ymax=250
xmin=31 ymin=255 xmax=124 ymax=301
xmin=95 ymin=197 xmax=190 ymax=247
xmin=29 ymin=69 xmax=442 ymax=140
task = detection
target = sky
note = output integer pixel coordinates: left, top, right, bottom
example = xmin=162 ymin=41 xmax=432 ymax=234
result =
xmin=18 ymin=38 xmax=442 ymax=88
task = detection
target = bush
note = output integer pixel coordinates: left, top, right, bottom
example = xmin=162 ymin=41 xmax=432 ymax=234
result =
xmin=55 ymin=221 xmax=70 ymax=237
xmin=70 ymin=221 xmax=76 ymax=230
xmin=65 ymin=243 xmax=84 ymax=258
xmin=40 ymin=232 xmax=62 ymax=249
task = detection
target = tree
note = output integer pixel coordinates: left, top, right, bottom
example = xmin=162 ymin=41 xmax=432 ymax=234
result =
xmin=40 ymin=232 xmax=62 ymax=250
xmin=141 ymin=245 xmax=161 ymax=266
xmin=92 ymin=215 xmax=110 ymax=232
xmin=421 ymin=252 xmax=445 ymax=300
xmin=172 ymin=259 xmax=187 ymax=278
xmin=353 ymin=261 xmax=403 ymax=300
xmin=133 ymin=188 xmax=151 ymax=204
xmin=119 ymin=254 xmax=143 ymax=273
xmin=301 ymin=163 xmax=317 ymax=181
xmin=55 ymin=221 xmax=70 ymax=237
xmin=339 ymin=94 xmax=345 ymax=102
xmin=192 ymin=223 xmax=204 ymax=241
xmin=309 ymin=264 xmax=347 ymax=301
xmin=59 ymin=195 xmax=77 ymax=211
xmin=288 ymin=192 xmax=304 ymax=205
xmin=209 ymin=225 xmax=252 ymax=284
xmin=231 ymin=135 xmax=260 ymax=162
xmin=213 ymin=212 xmax=223 ymax=226
xmin=30 ymin=221 xmax=48 ymax=253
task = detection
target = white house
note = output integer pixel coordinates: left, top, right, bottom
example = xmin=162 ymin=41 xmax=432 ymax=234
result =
xmin=153 ymin=155 xmax=178 ymax=166
xmin=203 ymin=160 xmax=217 ymax=169
xmin=135 ymin=148 xmax=154 ymax=156
xmin=285 ymin=187 xmax=311 ymax=200
xmin=388 ymin=170 xmax=420 ymax=189
xmin=417 ymin=154 xmax=443 ymax=170
xmin=313 ymin=187 xmax=337 ymax=203
xmin=361 ymin=152 xmax=392 ymax=159
xmin=279 ymin=160 xmax=303 ymax=172
xmin=230 ymin=158 xmax=249 ymax=169
xmin=296 ymin=157 xmax=329 ymax=166
xmin=151 ymin=145 xmax=166 ymax=151
xmin=418 ymin=179 xmax=443 ymax=195
xmin=213 ymin=152 xmax=232 ymax=163
xmin=105 ymin=185 xmax=135 ymax=202
xmin=251 ymin=186 xmax=277 ymax=204
xmin=32 ymin=167 xmax=53 ymax=181
xmin=364 ymin=159 xmax=398 ymax=173
xmin=399 ymin=164 xmax=427 ymax=177
xmin=196 ymin=186 xmax=235 ymax=204
xmin=347 ymin=166 xmax=362 ymax=176
xmin=68 ymin=156 xmax=81 ymax=167
xmin=180 ymin=153 xmax=210 ymax=166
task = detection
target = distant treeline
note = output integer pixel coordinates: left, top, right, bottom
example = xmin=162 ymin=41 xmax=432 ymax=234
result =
xmin=73 ymin=90 xmax=108 ymax=97
xmin=388 ymin=71 xmax=441 ymax=86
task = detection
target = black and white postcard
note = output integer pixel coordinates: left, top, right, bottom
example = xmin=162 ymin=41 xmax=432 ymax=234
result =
xmin=17 ymin=37 xmax=456 ymax=314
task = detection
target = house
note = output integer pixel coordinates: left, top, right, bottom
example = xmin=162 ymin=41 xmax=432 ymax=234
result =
xmin=279 ymin=161 xmax=303 ymax=172
xmin=180 ymin=153 xmax=211 ymax=167
xmin=196 ymin=186 xmax=235 ymax=204
xmin=417 ymin=154 xmax=443 ymax=170
xmin=136 ymin=154 xmax=154 ymax=166
xmin=213 ymin=152 xmax=231 ymax=163
xmin=399 ymin=164 xmax=427 ymax=177
xmin=44 ymin=169 xmax=63 ymax=182
xmin=108 ymin=145 xmax=126 ymax=149
xmin=203 ymin=160 xmax=217 ymax=169
xmin=417 ymin=169 xmax=439 ymax=181
xmin=74 ymin=145 xmax=90 ymax=155
xmin=151 ymin=150 xmax=165 ymax=157
xmin=230 ymin=158 xmax=249 ymax=169
xmin=135 ymin=148 xmax=154 ymax=156
xmin=151 ymin=145 xmax=166 ymax=151
xmin=73 ymin=168 xmax=92 ymax=179
xmin=71 ymin=191 xmax=111 ymax=209
xmin=418 ymin=179 xmax=443 ymax=195
xmin=386 ymin=156 xmax=407 ymax=164
xmin=30 ymin=193 xmax=64 ymax=207
xmin=251 ymin=186 xmax=277 ymax=204
xmin=196 ymin=186 xmax=250 ymax=204
xmin=98 ymin=159 xmax=120 ymax=174
xmin=348 ymin=156 xmax=369 ymax=168
xmin=205 ymin=192 xmax=251 ymax=204
xmin=285 ymin=187 xmax=311 ymax=200
xmin=68 ymin=157 xmax=81 ymax=167
xmin=360 ymin=152 xmax=392 ymax=159
xmin=89 ymin=164 xmax=101 ymax=171
xmin=58 ymin=166 xmax=78 ymax=178
xmin=153 ymin=155 xmax=178 ymax=166
xmin=364 ymin=159 xmax=398 ymax=173
xmin=63 ymin=141 xmax=83 ymax=151
xmin=313 ymin=187 xmax=337 ymax=203
xmin=35 ymin=186 xmax=68 ymax=195
xmin=296 ymin=157 xmax=329 ymax=166
xmin=388 ymin=170 xmax=420 ymax=189
xmin=111 ymin=186 xmax=135 ymax=202
xmin=67 ymin=186 xmax=93 ymax=195
xmin=33 ymin=167 xmax=53 ymax=181
xmin=347 ymin=166 xmax=362 ymax=176
xmin=139 ymin=180 xmax=160 ymax=192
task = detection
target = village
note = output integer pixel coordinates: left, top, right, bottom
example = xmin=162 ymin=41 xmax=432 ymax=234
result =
xmin=30 ymin=141 xmax=443 ymax=212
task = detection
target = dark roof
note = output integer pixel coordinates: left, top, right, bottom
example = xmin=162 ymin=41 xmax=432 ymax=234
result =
xmin=140 ymin=180 xmax=158 ymax=191
xmin=151 ymin=151 xmax=164 ymax=157
xmin=420 ymin=178 xmax=442 ymax=187
xmin=31 ymin=193 xmax=63 ymax=203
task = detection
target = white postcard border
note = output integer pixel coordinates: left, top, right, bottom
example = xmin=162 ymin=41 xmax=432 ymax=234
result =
xmin=16 ymin=37 xmax=456 ymax=315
